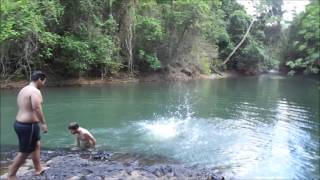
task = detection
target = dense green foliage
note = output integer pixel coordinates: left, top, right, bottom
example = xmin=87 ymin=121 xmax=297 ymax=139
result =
xmin=0 ymin=0 xmax=318 ymax=81
xmin=1 ymin=0 xmax=120 ymax=79
xmin=0 ymin=0 xmax=63 ymax=79
xmin=282 ymin=1 xmax=320 ymax=75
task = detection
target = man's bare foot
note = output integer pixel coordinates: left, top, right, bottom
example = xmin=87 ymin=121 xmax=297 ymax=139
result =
xmin=34 ymin=166 xmax=49 ymax=176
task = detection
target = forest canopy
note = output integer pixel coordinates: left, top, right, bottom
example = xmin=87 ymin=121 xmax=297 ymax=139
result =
xmin=0 ymin=0 xmax=319 ymax=81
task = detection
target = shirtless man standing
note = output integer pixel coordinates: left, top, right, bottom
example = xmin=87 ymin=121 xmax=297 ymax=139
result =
xmin=7 ymin=71 xmax=49 ymax=180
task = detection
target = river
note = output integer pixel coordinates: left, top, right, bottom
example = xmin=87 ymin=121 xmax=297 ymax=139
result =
xmin=1 ymin=75 xmax=319 ymax=179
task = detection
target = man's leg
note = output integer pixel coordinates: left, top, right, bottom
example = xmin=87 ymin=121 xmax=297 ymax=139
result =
xmin=31 ymin=141 xmax=49 ymax=175
xmin=7 ymin=152 xmax=29 ymax=179
xmin=31 ymin=141 xmax=41 ymax=174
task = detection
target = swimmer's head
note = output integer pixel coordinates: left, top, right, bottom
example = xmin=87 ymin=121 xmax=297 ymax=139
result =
xmin=68 ymin=122 xmax=79 ymax=134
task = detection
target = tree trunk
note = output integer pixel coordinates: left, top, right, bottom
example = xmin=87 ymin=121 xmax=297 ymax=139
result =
xmin=168 ymin=0 xmax=174 ymax=61
xmin=118 ymin=0 xmax=135 ymax=75
xmin=24 ymin=35 xmax=38 ymax=80
xmin=126 ymin=4 xmax=134 ymax=75
xmin=222 ymin=19 xmax=255 ymax=65
xmin=0 ymin=49 xmax=6 ymax=80
xmin=109 ymin=0 xmax=113 ymax=16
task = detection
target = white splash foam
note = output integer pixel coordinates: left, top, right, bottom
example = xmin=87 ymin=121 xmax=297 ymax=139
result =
xmin=139 ymin=118 xmax=180 ymax=140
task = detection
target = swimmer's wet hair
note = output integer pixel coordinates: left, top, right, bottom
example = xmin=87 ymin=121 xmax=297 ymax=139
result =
xmin=31 ymin=71 xmax=46 ymax=81
xmin=68 ymin=122 xmax=79 ymax=130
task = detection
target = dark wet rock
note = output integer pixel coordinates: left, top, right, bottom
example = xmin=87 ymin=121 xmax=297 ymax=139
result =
xmin=1 ymin=149 xmax=226 ymax=180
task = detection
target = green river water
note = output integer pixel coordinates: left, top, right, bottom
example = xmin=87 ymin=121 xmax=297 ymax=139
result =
xmin=1 ymin=75 xmax=319 ymax=179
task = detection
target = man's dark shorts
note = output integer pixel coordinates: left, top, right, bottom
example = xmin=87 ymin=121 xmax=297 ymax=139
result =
xmin=14 ymin=121 xmax=41 ymax=153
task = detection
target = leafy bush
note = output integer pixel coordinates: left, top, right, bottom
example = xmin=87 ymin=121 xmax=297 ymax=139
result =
xmin=138 ymin=50 xmax=161 ymax=71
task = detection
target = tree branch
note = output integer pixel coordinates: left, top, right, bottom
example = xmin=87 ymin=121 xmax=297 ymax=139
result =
xmin=222 ymin=19 xmax=255 ymax=65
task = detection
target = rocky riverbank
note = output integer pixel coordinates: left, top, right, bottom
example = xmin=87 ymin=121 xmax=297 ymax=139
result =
xmin=0 ymin=149 xmax=227 ymax=180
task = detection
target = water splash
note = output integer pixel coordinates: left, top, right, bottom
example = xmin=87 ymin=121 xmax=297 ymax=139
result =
xmin=139 ymin=117 xmax=179 ymax=140
xmin=137 ymin=93 xmax=195 ymax=141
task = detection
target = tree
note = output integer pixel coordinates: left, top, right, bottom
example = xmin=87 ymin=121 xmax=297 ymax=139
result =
xmin=0 ymin=0 xmax=294 ymax=81
xmin=0 ymin=0 xmax=62 ymax=81
xmin=283 ymin=1 xmax=320 ymax=75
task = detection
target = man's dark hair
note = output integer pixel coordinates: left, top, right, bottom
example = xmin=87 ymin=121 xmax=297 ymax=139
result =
xmin=31 ymin=71 xmax=46 ymax=81
xmin=68 ymin=122 xmax=79 ymax=130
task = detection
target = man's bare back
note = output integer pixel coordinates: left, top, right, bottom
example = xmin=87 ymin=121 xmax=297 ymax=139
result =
xmin=16 ymin=85 xmax=43 ymax=123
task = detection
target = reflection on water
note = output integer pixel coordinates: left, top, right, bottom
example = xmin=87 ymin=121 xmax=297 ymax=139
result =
xmin=1 ymin=75 xmax=319 ymax=179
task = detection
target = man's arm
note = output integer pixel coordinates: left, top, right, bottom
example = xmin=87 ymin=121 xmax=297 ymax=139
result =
xmin=76 ymin=138 xmax=80 ymax=147
xmin=31 ymin=91 xmax=48 ymax=133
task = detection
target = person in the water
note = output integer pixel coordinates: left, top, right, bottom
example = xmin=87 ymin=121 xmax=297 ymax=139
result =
xmin=68 ymin=122 xmax=96 ymax=149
